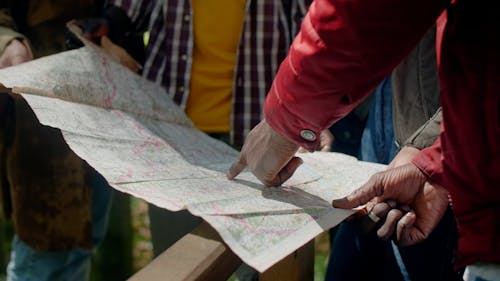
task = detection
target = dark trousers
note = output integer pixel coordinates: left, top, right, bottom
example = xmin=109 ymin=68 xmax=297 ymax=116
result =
xmin=326 ymin=207 xmax=462 ymax=281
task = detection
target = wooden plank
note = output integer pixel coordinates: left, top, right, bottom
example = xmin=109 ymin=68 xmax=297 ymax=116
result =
xmin=128 ymin=222 xmax=241 ymax=281
xmin=259 ymin=240 xmax=315 ymax=281
xmin=129 ymin=222 xmax=316 ymax=281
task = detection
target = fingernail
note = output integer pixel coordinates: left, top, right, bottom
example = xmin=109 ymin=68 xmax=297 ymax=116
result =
xmin=331 ymin=199 xmax=338 ymax=207
xmin=331 ymin=198 xmax=343 ymax=208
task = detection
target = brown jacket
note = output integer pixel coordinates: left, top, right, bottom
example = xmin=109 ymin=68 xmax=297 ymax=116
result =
xmin=1 ymin=0 xmax=100 ymax=56
xmin=0 ymin=0 xmax=100 ymax=251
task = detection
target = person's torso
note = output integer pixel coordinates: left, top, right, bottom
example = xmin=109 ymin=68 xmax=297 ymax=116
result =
xmin=438 ymin=0 xmax=500 ymax=267
xmin=186 ymin=0 xmax=246 ymax=133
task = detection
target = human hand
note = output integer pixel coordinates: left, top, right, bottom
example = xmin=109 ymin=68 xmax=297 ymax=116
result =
xmin=67 ymin=5 xmax=144 ymax=70
xmin=227 ymin=119 xmax=301 ymax=186
xmin=67 ymin=19 xmax=140 ymax=73
xmin=100 ymin=35 xmax=140 ymax=73
xmin=387 ymin=146 xmax=420 ymax=169
xmin=357 ymin=146 xmax=422 ymax=238
xmin=366 ymin=145 xmax=421 ymax=238
xmin=358 ymin=200 xmax=410 ymax=241
xmin=69 ymin=18 xmax=110 ymax=46
xmin=332 ymin=163 xmax=449 ymax=246
xmin=298 ymin=129 xmax=333 ymax=152
xmin=361 ymin=145 xmax=420 ymax=237
xmin=0 ymin=39 xmax=33 ymax=68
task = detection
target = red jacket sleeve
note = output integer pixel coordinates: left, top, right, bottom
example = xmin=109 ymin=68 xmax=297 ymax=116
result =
xmin=412 ymin=137 xmax=444 ymax=184
xmin=264 ymin=0 xmax=449 ymax=150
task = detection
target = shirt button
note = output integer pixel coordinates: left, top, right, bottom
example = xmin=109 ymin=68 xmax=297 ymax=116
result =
xmin=184 ymin=15 xmax=190 ymax=22
xmin=178 ymin=86 xmax=185 ymax=92
xmin=300 ymin=130 xmax=316 ymax=142
xmin=180 ymin=54 xmax=187 ymax=61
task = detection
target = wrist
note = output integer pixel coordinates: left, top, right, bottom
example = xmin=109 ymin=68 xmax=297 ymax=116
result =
xmin=264 ymin=119 xmax=300 ymax=154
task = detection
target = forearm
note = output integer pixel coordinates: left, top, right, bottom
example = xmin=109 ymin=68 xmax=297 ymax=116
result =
xmin=412 ymin=135 xmax=443 ymax=184
xmin=388 ymin=109 xmax=441 ymax=169
xmin=264 ymin=0 xmax=449 ymax=150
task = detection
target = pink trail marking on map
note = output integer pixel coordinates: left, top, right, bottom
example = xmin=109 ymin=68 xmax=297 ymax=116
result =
xmin=234 ymin=216 xmax=298 ymax=235
xmin=112 ymin=111 xmax=163 ymax=179
xmin=117 ymin=168 xmax=134 ymax=182
xmin=101 ymin=57 xmax=117 ymax=108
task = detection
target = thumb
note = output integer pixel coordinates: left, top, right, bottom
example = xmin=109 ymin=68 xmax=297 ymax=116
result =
xmin=332 ymin=173 xmax=384 ymax=209
xmin=267 ymin=156 xmax=303 ymax=186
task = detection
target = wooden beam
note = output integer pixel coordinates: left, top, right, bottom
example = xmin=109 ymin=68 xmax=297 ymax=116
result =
xmin=259 ymin=240 xmax=315 ymax=281
xmin=128 ymin=222 xmax=316 ymax=281
xmin=128 ymin=222 xmax=241 ymax=281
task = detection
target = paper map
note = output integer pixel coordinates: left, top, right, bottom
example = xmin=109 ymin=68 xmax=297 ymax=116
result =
xmin=0 ymin=46 xmax=385 ymax=272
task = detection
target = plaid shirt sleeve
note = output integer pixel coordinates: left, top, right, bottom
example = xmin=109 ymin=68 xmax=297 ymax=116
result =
xmin=107 ymin=0 xmax=154 ymax=31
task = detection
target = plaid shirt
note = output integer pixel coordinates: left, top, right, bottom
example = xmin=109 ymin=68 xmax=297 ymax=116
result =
xmin=110 ymin=0 xmax=310 ymax=146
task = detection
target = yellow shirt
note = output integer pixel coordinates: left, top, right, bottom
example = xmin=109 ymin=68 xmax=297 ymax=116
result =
xmin=186 ymin=0 xmax=246 ymax=133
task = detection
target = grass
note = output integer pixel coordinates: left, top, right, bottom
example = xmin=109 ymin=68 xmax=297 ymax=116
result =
xmin=130 ymin=198 xmax=153 ymax=271
xmin=315 ymin=231 xmax=331 ymax=281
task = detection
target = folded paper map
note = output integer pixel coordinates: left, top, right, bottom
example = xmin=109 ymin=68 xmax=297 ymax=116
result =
xmin=0 ymin=46 xmax=385 ymax=272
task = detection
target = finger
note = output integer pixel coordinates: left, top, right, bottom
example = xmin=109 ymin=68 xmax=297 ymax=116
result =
xmin=346 ymin=207 xmax=369 ymax=221
xmin=226 ymin=156 xmax=247 ymax=180
xmin=122 ymin=60 xmax=140 ymax=73
xmin=320 ymin=130 xmax=334 ymax=152
xmin=377 ymin=209 xmax=404 ymax=240
xmin=370 ymin=200 xmax=397 ymax=217
xmin=359 ymin=211 xmax=380 ymax=233
xmin=297 ymin=147 xmax=308 ymax=153
xmin=332 ymin=173 xmax=384 ymax=209
xmin=82 ymin=20 xmax=109 ymax=38
xmin=364 ymin=201 xmax=377 ymax=211
xmin=320 ymin=144 xmax=331 ymax=152
xmin=359 ymin=201 xmax=394 ymax=233
xmin=372 ymin=196 xmax=386 ymax=204
xmin=267 ymin=156 xmax=303 ymax=187
xmin=396 ymin=211 xmax=421 ymax=246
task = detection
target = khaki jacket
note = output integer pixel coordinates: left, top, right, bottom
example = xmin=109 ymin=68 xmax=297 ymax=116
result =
xmin=391 ymin=26 xmax=441 ymax=149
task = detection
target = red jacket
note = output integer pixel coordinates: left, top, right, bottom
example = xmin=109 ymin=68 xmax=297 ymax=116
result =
xmin=264 ymin=0 xmax=499 ymax=268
